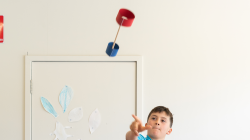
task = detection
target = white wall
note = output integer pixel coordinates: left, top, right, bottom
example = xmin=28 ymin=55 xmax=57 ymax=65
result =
xmin=0 ymin=0 xmax=250 ymax=140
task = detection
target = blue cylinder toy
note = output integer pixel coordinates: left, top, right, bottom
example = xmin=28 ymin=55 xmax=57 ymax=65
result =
xmin=106 ymin=42 xmax=119 ymax=57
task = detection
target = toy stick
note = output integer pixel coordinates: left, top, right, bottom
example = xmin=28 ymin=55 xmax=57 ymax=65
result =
xmin=112 ymin=16 xmax=127 ymax=49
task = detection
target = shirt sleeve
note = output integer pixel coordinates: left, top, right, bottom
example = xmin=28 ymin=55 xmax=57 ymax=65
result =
xmin=137 ymin=134 xmax=145 ymax=140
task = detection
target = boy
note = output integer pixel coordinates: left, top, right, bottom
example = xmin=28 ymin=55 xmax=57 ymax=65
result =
xmin=126 ymin=106 xmax=173 ymax=140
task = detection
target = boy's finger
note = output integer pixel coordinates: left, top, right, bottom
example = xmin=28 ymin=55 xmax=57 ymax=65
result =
xmin=130 ymin=122 xmax=138 ymax=131
xmin=132 ymin=130 xmax=139 ymax=136
xmin=131 ymin=122 xmax=139 ymax=136
xmin=132 ymin=114 xmax=142 ymax=123
xmin=143 ymin=125 xmax=152 ymax=130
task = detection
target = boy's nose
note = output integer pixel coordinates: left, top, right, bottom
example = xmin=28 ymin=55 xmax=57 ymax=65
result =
xmin=155 ymin=119 xmax=160 ymax=125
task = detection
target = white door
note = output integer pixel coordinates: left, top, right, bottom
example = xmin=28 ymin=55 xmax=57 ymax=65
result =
xmin=31 ymin=61 xmax=136 ymax=140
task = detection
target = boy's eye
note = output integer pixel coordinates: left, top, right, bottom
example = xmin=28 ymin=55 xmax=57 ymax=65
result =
xmin=152 ymin=117 xmax=156 ymax=120
xmin=162 ymin=120 xmax=166 ymax=122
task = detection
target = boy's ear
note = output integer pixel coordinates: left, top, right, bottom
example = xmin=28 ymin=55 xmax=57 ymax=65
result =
xmin=166 ymin=128 xmax=172 ymax=135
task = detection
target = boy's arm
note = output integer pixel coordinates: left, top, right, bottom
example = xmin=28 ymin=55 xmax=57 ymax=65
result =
xmin=126 ymin=131 xmax=138 ymax=140
xmin=126 ymin=114 xmax=152 ymax=140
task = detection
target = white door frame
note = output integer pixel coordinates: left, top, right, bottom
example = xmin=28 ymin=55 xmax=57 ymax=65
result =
xmin=25 ymin=56 xmax=143 ymax=140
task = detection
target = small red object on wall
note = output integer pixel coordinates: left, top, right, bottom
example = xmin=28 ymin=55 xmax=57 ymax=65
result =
xmin=0 ymin=15 xmax=3 ymax=43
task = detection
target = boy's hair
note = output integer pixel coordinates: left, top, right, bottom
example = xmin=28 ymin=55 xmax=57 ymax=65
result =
xmin=147 ymin=106 xmax=173 ymax=128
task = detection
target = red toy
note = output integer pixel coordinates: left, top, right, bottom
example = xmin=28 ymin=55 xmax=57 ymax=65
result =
xmin=106 ymin=9 xmax=135 ymax=57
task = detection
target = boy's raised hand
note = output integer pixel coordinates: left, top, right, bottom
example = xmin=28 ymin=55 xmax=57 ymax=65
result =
xmin=130 ymin=114 xmax=152 ymax=136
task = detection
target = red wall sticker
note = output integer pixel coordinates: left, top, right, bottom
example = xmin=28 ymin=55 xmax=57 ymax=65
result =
xmin=0 ymin=15 xmax=3 ymax=43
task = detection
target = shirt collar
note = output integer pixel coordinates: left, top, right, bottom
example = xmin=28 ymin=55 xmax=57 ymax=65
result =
xmin=146 ymin=135 xmax=152 ymax=140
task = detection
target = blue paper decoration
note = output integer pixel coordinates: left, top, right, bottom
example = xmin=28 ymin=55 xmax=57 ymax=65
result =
xmin=41 ymin=97 xmax=58 ymax=118
xmin=59 ymin=85 xmax=74 ymax=113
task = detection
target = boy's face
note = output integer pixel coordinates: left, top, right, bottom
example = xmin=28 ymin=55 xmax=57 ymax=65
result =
xmin=146 ymin=112 xmax=172 ymax=139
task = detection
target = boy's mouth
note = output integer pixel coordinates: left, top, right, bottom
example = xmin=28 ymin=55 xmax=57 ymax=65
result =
xmin=152 ymin=127 xmax=160 ymax=130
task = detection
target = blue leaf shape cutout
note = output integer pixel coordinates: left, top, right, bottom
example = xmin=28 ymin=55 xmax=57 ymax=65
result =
xmin=40 ymin=97 xmax=58 ymax=118
xmin=59 ymin=85 xmax=74 ymax=113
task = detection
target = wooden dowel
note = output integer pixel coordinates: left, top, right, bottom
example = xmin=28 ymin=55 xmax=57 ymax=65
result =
xmin=112 ymin=17 xmax=126 ymax=49
xmin=112 ymin=25 xmax=122 ymax=49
